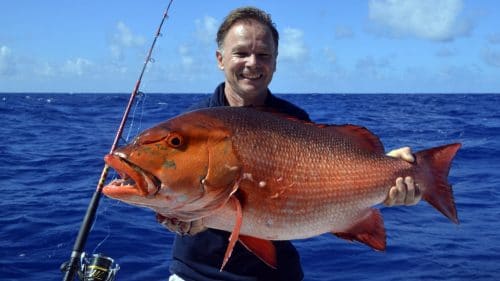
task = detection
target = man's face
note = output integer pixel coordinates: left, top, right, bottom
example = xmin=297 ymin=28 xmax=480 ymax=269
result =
xmin=216 ymin=20 xmax=277 ymax=100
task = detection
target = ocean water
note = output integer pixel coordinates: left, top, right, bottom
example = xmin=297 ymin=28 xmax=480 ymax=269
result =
xmin=1 ymin=93 xmax=499 ymax=280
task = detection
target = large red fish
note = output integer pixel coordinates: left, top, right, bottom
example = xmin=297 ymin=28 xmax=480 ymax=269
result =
xmin=103 ymin=107 xmax=460 ymax=270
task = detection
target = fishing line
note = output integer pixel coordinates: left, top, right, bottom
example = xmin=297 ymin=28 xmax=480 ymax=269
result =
xmin=61 ymin=1 xmax=175 ymax=280
xmin=91 ymin=224 xmax=111 ymax=255
xmin=123 ymin=91 xmax=147 ymax=144
xmin=96 ymin=90 xmax=146 ymax=253
xmin=92 ymin=93 xmax=146 ymax=255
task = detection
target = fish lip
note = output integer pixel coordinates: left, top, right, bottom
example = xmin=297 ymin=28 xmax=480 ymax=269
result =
xmin=103 ymin=153 xmax=161 ymax=197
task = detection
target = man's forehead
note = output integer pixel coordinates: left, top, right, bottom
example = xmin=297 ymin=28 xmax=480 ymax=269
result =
xmin=229 ymin=41 xmax=274 ymax=51
xmin=229 ymin=21 xmax=270 ymax=35
xmin=224 ymin=21 xmax=275 ymax=49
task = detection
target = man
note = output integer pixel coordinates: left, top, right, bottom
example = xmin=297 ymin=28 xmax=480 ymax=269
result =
xmin=166 ymin=7 xmax=420 ymax=281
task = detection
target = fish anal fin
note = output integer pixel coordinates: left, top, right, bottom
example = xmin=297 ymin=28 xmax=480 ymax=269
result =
xmin=239 ymin=235 xmax=277 ymax=269
xmin=333 ymin=208 xmax=386 ymax=251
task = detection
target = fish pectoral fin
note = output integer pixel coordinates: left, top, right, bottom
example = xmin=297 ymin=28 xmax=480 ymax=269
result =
xmin=220 ymin=196 xmax=243 ymax=271
xmin=333 ymin=208 xmax=386 ymax=251
xmin=239 ymin=235 xmax=277 ymax=269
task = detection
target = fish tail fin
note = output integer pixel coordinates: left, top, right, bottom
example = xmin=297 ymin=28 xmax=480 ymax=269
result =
xmin=416 ymin=143 xmax=461 ymax=224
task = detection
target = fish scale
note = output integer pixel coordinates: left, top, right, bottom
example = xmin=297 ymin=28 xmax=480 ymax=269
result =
xmin=215 ymin=110 xmax=395 ymax=234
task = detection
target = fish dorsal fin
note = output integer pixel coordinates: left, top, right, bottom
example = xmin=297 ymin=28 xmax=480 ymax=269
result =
xmin=249 ymin=107 xmax=384 ymax=153
xmin=326 ymin=124 xmax=385 ymax=154
xmin=248 ymin=106 xmax=304 ymax=121
xmin=239 ymin=236 xmax=277 ymax=269
xmin=333 ymin=208 xmax=386 ymax=251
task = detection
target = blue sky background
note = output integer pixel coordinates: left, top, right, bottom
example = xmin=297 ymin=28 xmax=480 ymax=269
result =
xmin=1 ymin=0 xmax=499 ymax=93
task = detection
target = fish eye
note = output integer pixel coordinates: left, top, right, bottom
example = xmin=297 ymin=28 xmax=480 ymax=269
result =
xmin=166 ymin=133 xmax=183 ymax=148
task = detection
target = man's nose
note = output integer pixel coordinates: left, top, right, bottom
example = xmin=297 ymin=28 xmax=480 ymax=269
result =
xmin=246 ymin=54 xmax=258 ymax=66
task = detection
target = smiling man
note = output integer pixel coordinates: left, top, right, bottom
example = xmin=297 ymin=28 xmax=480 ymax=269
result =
xmin=215 ymin=14 xmax=277 ymax=106
xmin=166 ymin=7 xmax=420 ymax=281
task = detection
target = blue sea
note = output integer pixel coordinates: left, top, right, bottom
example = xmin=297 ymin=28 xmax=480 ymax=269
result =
xmin=1 ymin=93 xmax=499 ymax=280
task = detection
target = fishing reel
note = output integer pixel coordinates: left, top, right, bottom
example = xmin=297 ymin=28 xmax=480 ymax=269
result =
xmin=78 ymin=253 xmax=120 ymax=281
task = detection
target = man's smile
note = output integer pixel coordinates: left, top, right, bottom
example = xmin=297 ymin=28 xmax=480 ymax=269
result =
xmin=241 ymin=72 xmax=263 ymax=80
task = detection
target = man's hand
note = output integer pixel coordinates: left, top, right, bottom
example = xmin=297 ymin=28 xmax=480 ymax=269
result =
xmin=384 ymin=147 xmax=422 ymax=206
xmin=386 ymin=146 xmax=414 ymax=162
xmin=156 ymin=214 xmax=207 ymax=235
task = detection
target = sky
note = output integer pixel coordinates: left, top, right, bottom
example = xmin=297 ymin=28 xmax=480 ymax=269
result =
xmin=1 ymin=0 xmax=500 ymax=93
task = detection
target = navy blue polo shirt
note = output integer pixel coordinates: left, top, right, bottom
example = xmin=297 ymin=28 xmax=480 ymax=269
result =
xmin=169 ymin=83 xmax=309 ymax=281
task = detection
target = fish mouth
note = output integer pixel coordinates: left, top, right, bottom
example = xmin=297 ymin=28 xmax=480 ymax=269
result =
xmin=103 ymin=152 xmax=161 ymax=198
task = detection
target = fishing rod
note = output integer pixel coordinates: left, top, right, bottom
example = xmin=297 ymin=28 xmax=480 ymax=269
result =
xmin=61 ymin=1 xmax=174 ymax=280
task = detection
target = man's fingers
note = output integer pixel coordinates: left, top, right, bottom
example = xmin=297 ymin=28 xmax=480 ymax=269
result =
xmin=403 ymin=176 xmax=415 ymax=205
xmin=406 ymin=177 xmax=423 ymax=205
xmin=384 ymin=176 xmax=422 ymax=206
xmin=401 ymin=147 xmax=415 ymax=163
xmin=384 ymin=177 xmax=404 ymax=206
xmin=395 ymin=177 xmax=406 ymax=204
xmin=385 ymin=186 xmax=398 ymax=206
xmin=156 ymin=214 xmax=207 ymax=235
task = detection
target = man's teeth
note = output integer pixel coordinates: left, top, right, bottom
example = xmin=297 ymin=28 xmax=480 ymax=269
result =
xmin=243 ymin=73 xmax=262 ymax=79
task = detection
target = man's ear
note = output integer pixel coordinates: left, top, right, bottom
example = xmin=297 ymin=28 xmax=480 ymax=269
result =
xmin=216 ymin=50 xmax=224 ymax=70
xmin=273 ymin=51 xmax=278 ymax=72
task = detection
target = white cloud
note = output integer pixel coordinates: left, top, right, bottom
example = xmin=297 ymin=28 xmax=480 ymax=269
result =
xmin=323 ymin=47 xmax=337 ymax=64
xmin=115 ymin=21 xmax=145 ymax=47
xmin=195 ymin=16 xmax=218 ymax=45
xmin=368 ymin=0 xmax=472 ymax=41
xmin=1 ymin=45 xmax=59 ymax=79
xmin=279 ymin=28 xmax=308 ymax=62
xmin=110 ymin=21 xmax=146 ymax=61
xmin=0 ymin=45 xmax=16 ymax=76
xmin=178 ymin=44 xmax=194 ymax=68
xmin=109 ymin=45 xmax=122 ymax=61
xmin=34 ymin=62 xmax=56 ymax=77
xmin=62 ymin=58 xmax=93 ymax=76
xmin=143 ymin=15 xmax=221 ymax=87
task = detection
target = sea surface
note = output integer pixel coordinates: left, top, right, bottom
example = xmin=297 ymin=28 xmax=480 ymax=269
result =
xmin=1 ymin=93 xmax=499 ymax=280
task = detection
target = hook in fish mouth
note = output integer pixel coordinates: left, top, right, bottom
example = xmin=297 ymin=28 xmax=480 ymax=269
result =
xmin=103 ymin=152 xmax=161 ymax=197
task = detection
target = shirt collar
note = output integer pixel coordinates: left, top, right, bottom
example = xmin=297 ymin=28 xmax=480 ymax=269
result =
xmin=214 ymin=82 xmax=274 ymax=107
